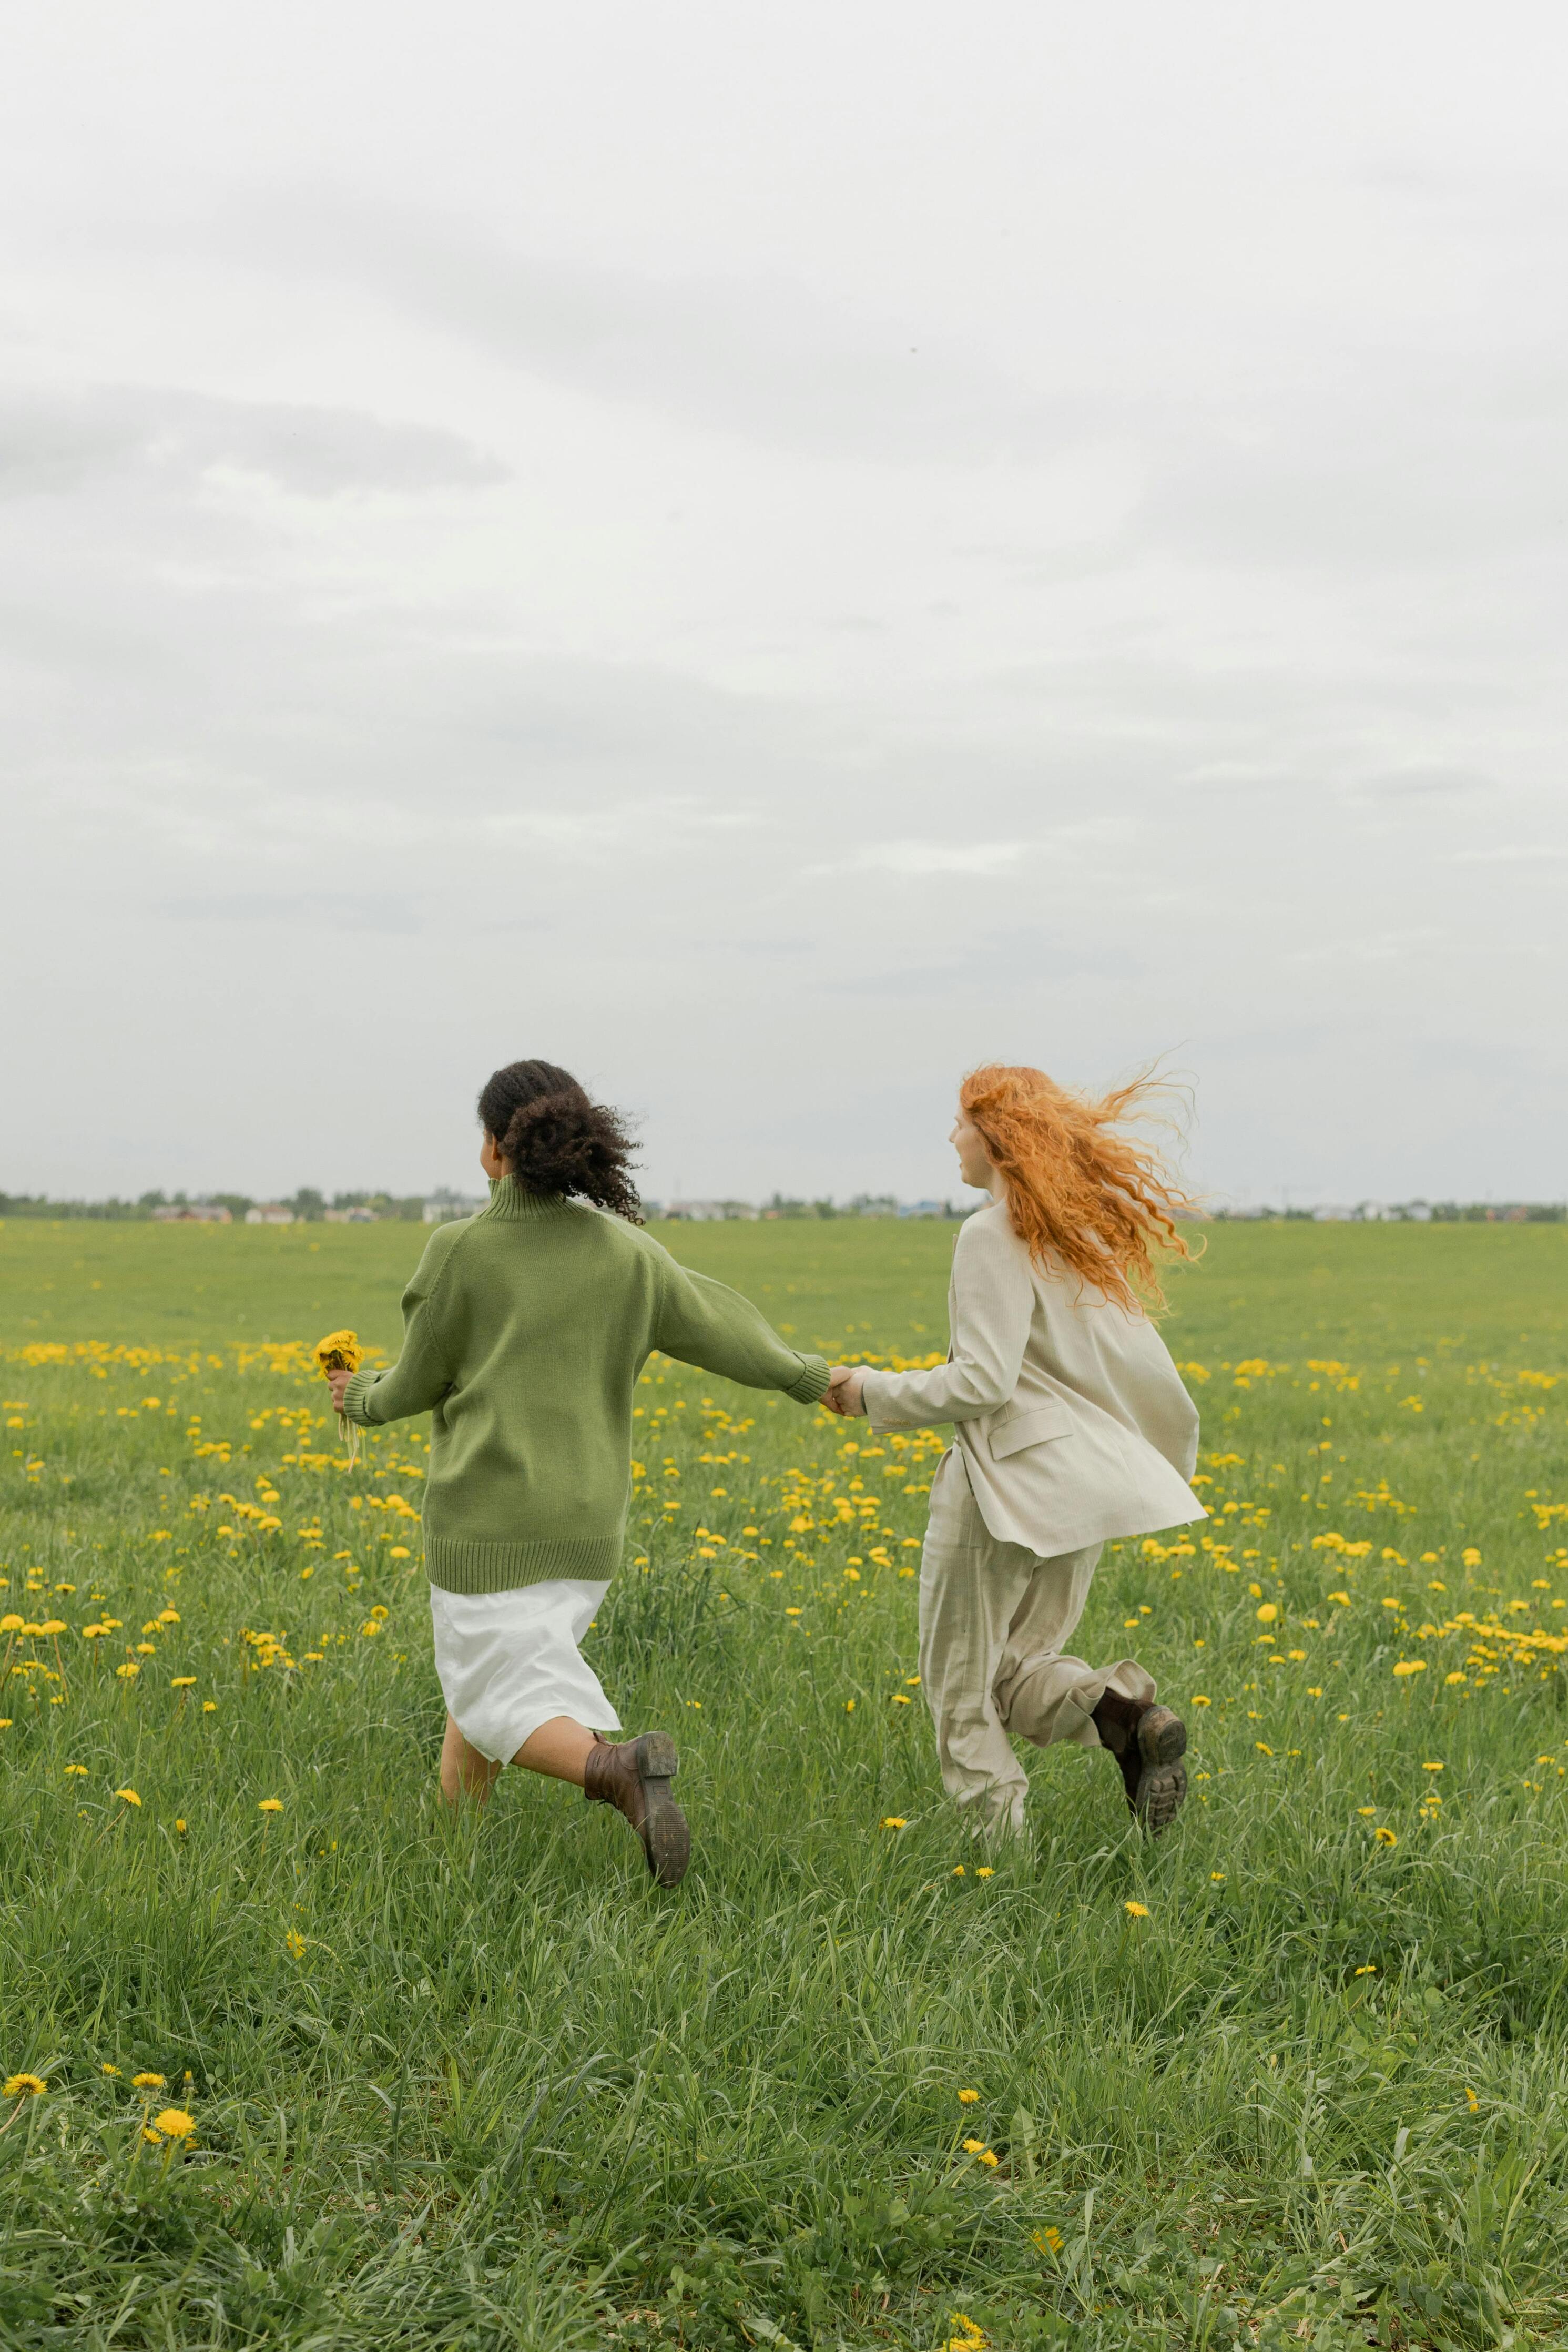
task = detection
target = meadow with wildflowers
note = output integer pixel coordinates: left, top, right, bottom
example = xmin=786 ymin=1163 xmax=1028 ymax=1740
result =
xmin=3 ymin=1214 xmax=1568 ymax=2349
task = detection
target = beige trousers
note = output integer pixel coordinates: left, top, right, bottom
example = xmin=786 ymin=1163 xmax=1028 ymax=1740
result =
xmin=918 ymin=1445 xmax=1156 ymax=1837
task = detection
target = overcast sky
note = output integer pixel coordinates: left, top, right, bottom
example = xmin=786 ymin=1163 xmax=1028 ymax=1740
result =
xmin=3 ymin=2 xmax=1565 ymax=1209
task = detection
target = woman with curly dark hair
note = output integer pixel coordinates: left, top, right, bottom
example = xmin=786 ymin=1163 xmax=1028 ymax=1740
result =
xmin=321 ymin=1059 xmax=831 ymax=1885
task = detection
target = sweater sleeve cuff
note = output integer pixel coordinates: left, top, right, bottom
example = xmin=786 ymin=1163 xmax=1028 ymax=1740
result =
xmin=786 ymin=1354 xmax=832 ymax=1405
xmin=340 ymin=1368 xmax=381 ymax=1427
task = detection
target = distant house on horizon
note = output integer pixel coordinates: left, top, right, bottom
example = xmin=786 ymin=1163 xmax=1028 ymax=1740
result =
xmin=665 ymin=1200 xmax=758 ymax=1222
xmin=245 ymin=1203 xmax=294 ymax=1225
xmin=152 ymin=1202 xmax=232 ymax=1223
xmin=423 ymin=1191 xmax=487 ymax=1224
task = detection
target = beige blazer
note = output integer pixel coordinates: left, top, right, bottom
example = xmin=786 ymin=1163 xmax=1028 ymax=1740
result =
xmin=859 ymin=1198 xmax=1206 ymax=1557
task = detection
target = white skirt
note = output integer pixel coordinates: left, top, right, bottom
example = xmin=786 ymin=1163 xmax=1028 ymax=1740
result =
xmin=429 ymin=1579 xmax=621 ymax=1764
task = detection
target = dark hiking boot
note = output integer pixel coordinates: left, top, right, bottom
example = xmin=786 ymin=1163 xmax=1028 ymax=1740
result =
xmin=583 ymin=1732 xmax=690 ymax=1887
xmin=1093 ymin=1691 xmax=1188 ymax=1836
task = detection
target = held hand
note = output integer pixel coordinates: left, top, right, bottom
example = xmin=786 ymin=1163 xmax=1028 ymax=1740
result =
xmin=824 ymin=1365 xmax=868 ymax=1418
xmin=324 ymin=1367 xmax=353 ymax=1412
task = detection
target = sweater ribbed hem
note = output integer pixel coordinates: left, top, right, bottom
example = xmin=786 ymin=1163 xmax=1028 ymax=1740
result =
xmin=425 ymin=1532 xmax=623 ymax=1594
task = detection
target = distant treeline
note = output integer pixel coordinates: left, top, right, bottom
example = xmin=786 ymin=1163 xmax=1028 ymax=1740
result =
xmin=3 ymin=1189 xmax=1564 ymax=1225
xmin=1210 ymin=1202 xmax=1566 ymax=1224
xmin=0 ymin=1190 xmax=427 ymax=1223
xmin=1 ymin=1186 xmax=967 ymax=1224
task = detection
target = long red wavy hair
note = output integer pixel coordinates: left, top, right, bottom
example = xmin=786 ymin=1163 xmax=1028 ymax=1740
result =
xmin=959 ymin=1063 xmax=1199 ymax=1312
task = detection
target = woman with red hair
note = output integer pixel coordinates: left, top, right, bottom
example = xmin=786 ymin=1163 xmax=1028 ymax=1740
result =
xmin=826 ymin=1065 xmax=1206 ymax=1842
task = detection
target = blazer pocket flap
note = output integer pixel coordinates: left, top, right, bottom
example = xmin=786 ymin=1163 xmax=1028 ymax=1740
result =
xmin=990 ymin=1402 xmax=1073 ymax=1459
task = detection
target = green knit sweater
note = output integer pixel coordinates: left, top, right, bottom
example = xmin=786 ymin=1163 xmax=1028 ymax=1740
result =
xmin=340 ymin=1180 xmax=830 ymax=1594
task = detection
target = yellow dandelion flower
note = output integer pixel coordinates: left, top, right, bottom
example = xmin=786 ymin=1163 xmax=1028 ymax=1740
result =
xmin=258 ymin=1798 xmax=283 ymax=1813
xmin=132 ymin=2072 xmax=165 ymax=2089
xmin=1124 ymin=1900 xmax=1149 ymax=1918
xmin=1465 ymin=2086 xmax=1480 ymax=2113
xmin=115 ymin=1787 xmax=142 ymax=1807
xmin=1422 ymin=1760 xmax=1444 ymax=1772
xmin=961 ymin=2137 xmax=987 ymax=2154
xmin=958 ymin=2088 xmax=980 ymax=2103
xmin=1374 ymin=1826 xmax=1398 ymax=1847
xmin=1191 ymin=1694 xmax=1211 ymax=1707
xmin=975 ymin=1866 xmax=994 ymax=1877
xmin=1255 ymin=1602 xmax=1278 ymax=1624
xmin=313 ymin=1330 xmax=362 ymax=1374
xmin=65 ymin=1764 xmax=87 ymax=1776
xmin=1354 ymin=1964 xmax=1377 ymax=1976
xmin=4 ymin=2073 xmax=46 ymax=2098
xmin=880 ymin=1816 xmax=907 ymax=1829
xmin=175 ymin=1819 xmax=187 ymax=1834
xmin=171 ymin=1677 xmax=196 ymax=1689
xmin=1392 ymin=1659 xmax=1427 ymax=1677
xmin=975 ymin=2148 xmax=999 ymax=2167
xmin=1033 ymin=2225 xmax=1064 ymax=2256
xmin=1462 ymin=1548 xmax=1481 ymax=1567
xmin=101 ymin=2063 xmax=120 ymax=2076
xmin=151 ymin=2107 xmax=195 ymax=2138
xmin=286 ymin=1929 xmax=307 ymax=1959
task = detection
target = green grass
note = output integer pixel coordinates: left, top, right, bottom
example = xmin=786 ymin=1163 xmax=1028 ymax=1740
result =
xmin=3 ymin=1218 xmax=1568 ymax=2349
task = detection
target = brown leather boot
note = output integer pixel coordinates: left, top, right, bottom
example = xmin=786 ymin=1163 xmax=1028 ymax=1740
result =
xmin=1092 ymin=1689 xmax=1188 ymax=1835
xmin=583 ymin=1732 xmax=690 ymax=1887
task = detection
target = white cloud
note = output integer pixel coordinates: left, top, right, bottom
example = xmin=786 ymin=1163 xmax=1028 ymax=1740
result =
xmin=1443 ymin=845 xmax=1568 ymax=864
xmin=817 ymin=840 xmax=1031 ymax=878
xmin=0 ymin=384 xmax=504 ymax=499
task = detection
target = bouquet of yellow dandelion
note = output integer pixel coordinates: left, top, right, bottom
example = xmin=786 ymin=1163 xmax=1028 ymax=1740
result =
xmin=315 ymin=1329 xmax=363 ymax=1465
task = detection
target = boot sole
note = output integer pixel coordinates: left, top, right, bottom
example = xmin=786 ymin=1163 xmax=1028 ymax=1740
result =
xmin=1132 ymin=1708 xmax=1188 ymax=1836
xmin=1135 ymin=1758 xmax=1187 ymax=1834
xmin=632 ymin=1732 xmax=690 ymax=1889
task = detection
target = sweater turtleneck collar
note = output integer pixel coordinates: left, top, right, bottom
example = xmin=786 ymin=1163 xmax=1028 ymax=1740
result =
xmin=481 ymin=1177 xmax=572 ymax=1221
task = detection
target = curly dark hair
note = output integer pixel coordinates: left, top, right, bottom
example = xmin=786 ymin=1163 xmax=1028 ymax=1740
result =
xmin=476 ymin=1060 xmax=643 ymax=1224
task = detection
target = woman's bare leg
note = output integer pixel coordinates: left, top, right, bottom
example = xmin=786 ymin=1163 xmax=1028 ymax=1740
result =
xmin=512 ymin=1715 xmax=599 ymax=1785
xmin=440 ymin=1712 xmax=503 ymax=1806
xmin=442 ymin=1712 xmax=688 ymax=1887
xmin=440 ymin=1712 xmax=600 ymax=1803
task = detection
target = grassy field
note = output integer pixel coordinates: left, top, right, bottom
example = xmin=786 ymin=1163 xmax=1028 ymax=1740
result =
xmin=3 ymin=1215 xmax=1567 ymax=2350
